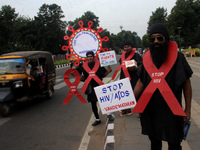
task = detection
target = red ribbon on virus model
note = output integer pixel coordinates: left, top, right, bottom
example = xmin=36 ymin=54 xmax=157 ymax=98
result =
xmin=63 ymin=69 xmax=87 ymax=104
xmin=112 ymin=48 xmax=135 ymax=80
xmin=132 ymin=41 xmax=186 ymax=116
xmin=81 ymin=58 xmax=104 ymax=95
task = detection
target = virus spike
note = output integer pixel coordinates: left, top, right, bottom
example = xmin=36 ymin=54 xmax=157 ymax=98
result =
xmin=88 ymin=21 xmax=93 ymax=29
xmin=78 ymin=21 xmax=84 ymax=28
xmin=66 ymin=54 xmax=73 ymax=59
xmin=96 ymin=27 xmax=103 ymax=34
xmin=74 ymin=60 xmax=80 ymax=66
xmin=68 ymin=26 xmax=75 ymax=33
xmin=64 ymin=35 xmax=69 ymax=40
xmin=103 ymin=48 xmax=109 ymax=52
xmin=62 ymin=45 xmax=69 ymax=51
xmin=102 ymin=36 xmax=109 ymax=41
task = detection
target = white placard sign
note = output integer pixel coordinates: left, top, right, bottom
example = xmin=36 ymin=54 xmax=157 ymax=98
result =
xmin=98 ymin=50 xmax=117 ymax=67
xmin=94 ymin=78 xmax=136 ymax=114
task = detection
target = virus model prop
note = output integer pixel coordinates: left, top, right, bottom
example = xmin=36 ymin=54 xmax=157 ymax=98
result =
xmin=62 ymin=21 xmax=109 ymax=66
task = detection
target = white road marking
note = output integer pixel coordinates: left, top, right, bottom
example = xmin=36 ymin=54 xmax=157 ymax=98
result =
xmin=0 ymin=118 xmax=12 ymax=126
xmin=56 ymin=78 xmax=63 ymax=83
xmin=54 ymin=82 xmax=66 ymax=90
xmin=78 ymin=77 xmax=115 ymax=150
xmin=78 ymin=104 xmax=100 ymax=150
xmin=54 ymin=77 xmax=111 ymax=90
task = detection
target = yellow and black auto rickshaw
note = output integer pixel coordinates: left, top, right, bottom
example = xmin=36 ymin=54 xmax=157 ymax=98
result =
xmin=0 ymin=51 xmax=56 ymax=116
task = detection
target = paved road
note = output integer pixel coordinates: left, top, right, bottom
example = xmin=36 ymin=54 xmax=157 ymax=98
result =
xmin=0 ymin=57 xmax=120 ymax=150
xmin=0 ymin=66 xmax=107 ymax=150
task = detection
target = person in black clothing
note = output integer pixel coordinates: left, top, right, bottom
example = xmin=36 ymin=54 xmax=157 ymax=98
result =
xmin=80 ymin=51 xmax=113 ymax=126
xmin=133 ymin=23 xmax=193 ymax=150
xmin=119 ymin=41 xmax=142 ymax=116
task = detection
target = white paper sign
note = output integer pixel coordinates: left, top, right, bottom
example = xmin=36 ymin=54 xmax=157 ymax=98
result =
xmin=98 ymin=50 xmax=117 ymax=67
xmin=73 ymin=31 xmax=99 ymax=58
xmin=94 ymin=78 xmax=136 ymax=114
xmin=125 ymin=59 xmax=137 ymax=68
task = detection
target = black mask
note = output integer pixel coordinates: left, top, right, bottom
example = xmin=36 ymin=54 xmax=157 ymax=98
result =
xmin=149 ymin=42 xmax=168 ymax=68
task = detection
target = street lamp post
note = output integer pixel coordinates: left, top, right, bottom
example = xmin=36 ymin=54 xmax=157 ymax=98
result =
xmin=120 ymin=25 xmax=123 ymax=32
xmin=177 ymin=27 xmax=182 ymax=51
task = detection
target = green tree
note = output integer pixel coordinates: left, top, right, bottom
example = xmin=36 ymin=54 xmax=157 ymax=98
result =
xmin=0 ymin=5 xmax=18 ymax=54
xmin=142 ymin=34 xmax=150 ymax=48
xmin=99 ymin=29 xmax=112 ymax=50
xmin=135 ymin=36 xmax=143 ymax=48
xmin=65 ymin=11 xmax=143 ymax=54
xmin=110 ymin=30 xmax=142 ymax=53
xmin=13 ymin=16 xmax=37 ymax=51
xmin=168 ymin=0 xmax=200 ymax=47
xmin=67 ymin=11 xmax=99 ymax=32
xmin=34 ymin=3 xmax=67 ymax=54
xmin=147 ymin=7 xmax=168 ymax=31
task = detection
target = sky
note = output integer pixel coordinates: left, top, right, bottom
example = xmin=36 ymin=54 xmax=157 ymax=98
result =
xmin=0 ymin=0 xmax=177 ymax=38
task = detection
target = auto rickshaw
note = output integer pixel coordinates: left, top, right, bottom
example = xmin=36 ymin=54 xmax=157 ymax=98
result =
xmin=0 ymin=51 xmax=56 ymax=116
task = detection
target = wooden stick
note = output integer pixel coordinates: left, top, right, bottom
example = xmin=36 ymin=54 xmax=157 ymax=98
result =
xmin=121 ymin=116 xmax=127 ymax=131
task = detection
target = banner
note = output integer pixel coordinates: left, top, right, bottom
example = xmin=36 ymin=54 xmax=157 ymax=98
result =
xmin=98 ymin=50 xmax=117 ymax=67
xmin=94 ymin=78 xmax=136 ymax=114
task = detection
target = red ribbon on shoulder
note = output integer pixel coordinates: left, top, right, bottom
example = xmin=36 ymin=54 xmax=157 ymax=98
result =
xmin=81 ymin=58 xmax=104 ymax=95
xmin=132 ymin=41 xmax=186 ymax=116
xmin=112 ymin=49 xmax=135 ymax=80
xmin=63 ymin=69 xmax=87 ymax=104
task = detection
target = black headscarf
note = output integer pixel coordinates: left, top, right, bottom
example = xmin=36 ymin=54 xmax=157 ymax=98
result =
xmin=123 ymin=41 xmax=132 ymax=47
xmin=149 ymin=23 xmax=169 ymax=41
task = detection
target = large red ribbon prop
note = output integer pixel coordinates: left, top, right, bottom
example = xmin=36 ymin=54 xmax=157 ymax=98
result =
xmin=81 ymin=59 xmax=104 ymax=95
xmin=112 ymin=49 xmax=135 ymax=80
xmin=132 ymin=41 xmax=186 ymax=116
xmin=63 ymin=69 xmax=87 ymax=104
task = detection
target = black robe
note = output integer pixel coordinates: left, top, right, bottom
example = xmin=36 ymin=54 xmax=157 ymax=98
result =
xmin=82 ymin=62 xmax=107 ymax=102
xmin=119 ymin=52 xmax=142 ymax=89
xmin=137 ymin=52 xmax=193 ymax=143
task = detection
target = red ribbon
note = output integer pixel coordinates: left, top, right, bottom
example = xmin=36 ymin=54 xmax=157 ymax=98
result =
xmin=63 ymin=69 xmax=87 ymax=104
xmin=112 ymin=49 xmax=135 ymax=80
xmin=132 ymin=41 xmax=185 ymax=116
xmin=81 ymin=58 xmax=104 ymax=95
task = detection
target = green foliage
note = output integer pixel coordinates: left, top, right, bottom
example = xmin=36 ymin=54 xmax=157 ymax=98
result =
xmin=146 ymin=0 xmax=200 ymax=48
xmin=0 ymin=5 xmax=18 ymax=54
xmin=54 ymin=59 xmax=69 ymax=66
xmin=182 ymin=48 xmax=200 ymax=57
xmin=2 ymin=2 xmax=200 ymax=55
xmin=0 ymin=4 xmax=67 ymax=55
xmin=66 ymin=11 xmax=142 ymax=53
xmin=110 ymin=30 xmax=142 ymax=52
xmin=195 ymin=49 xmax=200 ymax=57
xmin=167 ymin=0 xmax=200 ymax=47
xmin=67 ymin=11 xmax=99 ymax=32
xmin=0 ymin=5 xmax=143 ymax=56
xmin=34 ymin=3 xmax=67 ymax=54
xmin=99 ymin=29 xmax=111 ymax=49
xmin=143 ymin=7 xmax=167 ymax=47
xmin=147 ymin=7 xmax=168 ymax=31
xmin=142 ymin=34 xmax=150 ymax=48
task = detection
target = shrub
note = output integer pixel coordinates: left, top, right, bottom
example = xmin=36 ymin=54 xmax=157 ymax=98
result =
xmin=54 ymin=59 xmax=70 ymax=66
xmin=182 ymin=48 xmax=200 ymax=57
